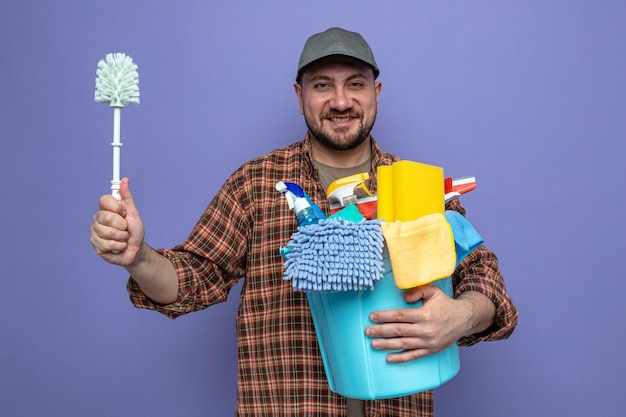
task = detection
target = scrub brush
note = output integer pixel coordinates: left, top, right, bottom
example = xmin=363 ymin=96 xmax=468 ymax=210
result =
xmin=94 ymin=53 xmax=140 ymax=200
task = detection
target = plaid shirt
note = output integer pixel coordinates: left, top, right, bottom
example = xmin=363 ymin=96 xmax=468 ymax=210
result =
xmin=128 ymin=135 xmax=518 ymax=416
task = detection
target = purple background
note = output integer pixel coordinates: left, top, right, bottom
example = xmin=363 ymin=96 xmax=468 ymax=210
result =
xmin=2 ymin=1 xmax=625 ymax=416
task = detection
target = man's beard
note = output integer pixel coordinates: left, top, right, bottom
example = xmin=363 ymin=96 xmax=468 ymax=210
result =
xmin=305 ymin=112 xmax=376 ymax=151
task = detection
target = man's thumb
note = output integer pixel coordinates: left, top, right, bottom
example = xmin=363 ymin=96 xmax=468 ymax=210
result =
xmin=118 ymin=177 xmax=136 ymax=211
xmin=404 ymin=284 xmax=439 ymax=303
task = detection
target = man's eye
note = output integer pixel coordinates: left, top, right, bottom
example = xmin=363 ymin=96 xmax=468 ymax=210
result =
xmin=315 ymin=83 xmax=329 ymax=90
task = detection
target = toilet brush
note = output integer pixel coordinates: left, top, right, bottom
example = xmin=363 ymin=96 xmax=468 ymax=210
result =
xmin=94 ymin=53 xmax=140 ymax=200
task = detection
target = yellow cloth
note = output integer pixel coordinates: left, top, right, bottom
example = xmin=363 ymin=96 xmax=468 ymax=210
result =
xmin=380 ymin=213 xmax=457 ymax=289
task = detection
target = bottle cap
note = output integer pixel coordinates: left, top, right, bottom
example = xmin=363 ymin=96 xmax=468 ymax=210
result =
xmin=294 ymin=197 xmax=311 ymax=213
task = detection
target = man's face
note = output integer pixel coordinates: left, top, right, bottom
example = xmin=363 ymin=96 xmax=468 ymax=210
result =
xmin=295 ymin=57 xmax=382 ymax=151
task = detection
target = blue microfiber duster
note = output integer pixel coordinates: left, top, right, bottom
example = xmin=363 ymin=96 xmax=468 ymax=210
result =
xmin=283 ymin=218 xmax=385 ymax=292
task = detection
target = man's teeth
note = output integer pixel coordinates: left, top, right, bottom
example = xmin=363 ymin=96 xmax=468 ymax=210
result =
xmin=331 ymin=117 xmax=351 ymax=123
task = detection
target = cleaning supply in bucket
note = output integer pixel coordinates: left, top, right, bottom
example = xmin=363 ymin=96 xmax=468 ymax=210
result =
xmin=444 ymin=210 xmax=484 ymax=264
xmin=308 ymin=163 xmax=460 ymax=400
xmin=276 ymin=181 xmax=325 ymax=226
xmin=276 ymin=170 xmax=484 ymax=399
xmin=377 ymin=160 xmax=445 ymax=222
xmin=380 ymin=213 xmax=457 ymax=289
xmin=381 ymin=211 xmax=485 ymax=289
xmin=444 ymin=175 xmax=477 ymax=202
xmin=277 ymin=181 xmax=326 ymax=259
xmin=282 ymin=217 xmax=385 ymax=292
xmin=326 ymin=172 xmax=378 ymax=219
xmin=277 ymin=181 xmax=385 ymax=292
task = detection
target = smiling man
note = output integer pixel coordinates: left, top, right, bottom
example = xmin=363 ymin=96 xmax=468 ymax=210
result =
xmin=91 ymin=27 xmax=518 ymax=417
xmin=296 ymin=54 xmax=381 ymax=151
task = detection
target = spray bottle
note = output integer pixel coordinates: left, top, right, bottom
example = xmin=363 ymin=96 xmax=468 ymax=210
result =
xmin=326 ymin=173 xmax=377 ymax=220
xmin=276 ymin=181 xmax=326 ymax=258
xmin=276 ymin=181 xmax=325 ymax=227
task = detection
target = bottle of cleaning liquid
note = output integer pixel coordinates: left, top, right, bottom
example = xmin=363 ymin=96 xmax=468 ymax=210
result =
xmin=326 ymin=173 xmax=378 ymax=220
xmin=293 ymin=196 xmax=320 ymax=227
xmin=276 ymin=181 xmax=325 ymax=259
xmin=276 ymin=181 xmax=325 ymax=227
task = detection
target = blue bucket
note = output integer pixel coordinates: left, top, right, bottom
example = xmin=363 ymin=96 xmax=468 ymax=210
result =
xmin=307 ymin=252 xmax=460 ymax=400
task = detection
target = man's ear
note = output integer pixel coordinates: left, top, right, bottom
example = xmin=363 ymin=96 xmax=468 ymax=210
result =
xmin=294 ymin=82 xmax=304 ymax=115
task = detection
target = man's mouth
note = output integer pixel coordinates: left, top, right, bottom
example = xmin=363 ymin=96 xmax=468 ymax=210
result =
xmin=330 ymin=116 xmax=352 ymax=123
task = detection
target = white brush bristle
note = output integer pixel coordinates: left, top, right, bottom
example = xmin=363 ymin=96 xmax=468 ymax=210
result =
xmin=95 ymin=53 xmax=140 ymax=107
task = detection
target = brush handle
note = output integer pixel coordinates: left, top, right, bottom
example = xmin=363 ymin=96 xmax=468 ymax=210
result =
xmin=110 ymin=107 xmax=123 ymax=253
xmin=111 ymin=107 xmax=122 ymax=201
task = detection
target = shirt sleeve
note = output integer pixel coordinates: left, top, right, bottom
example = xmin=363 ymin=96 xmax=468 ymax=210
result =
xmin=446 ymin=197 xmax=519 ymax=346
xmin=126 ymin=174 xmax=248 ymax=319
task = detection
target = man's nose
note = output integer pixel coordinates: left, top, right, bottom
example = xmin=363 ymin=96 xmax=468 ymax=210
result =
xmin=330 ymin=88 xmax=353 ymax=111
